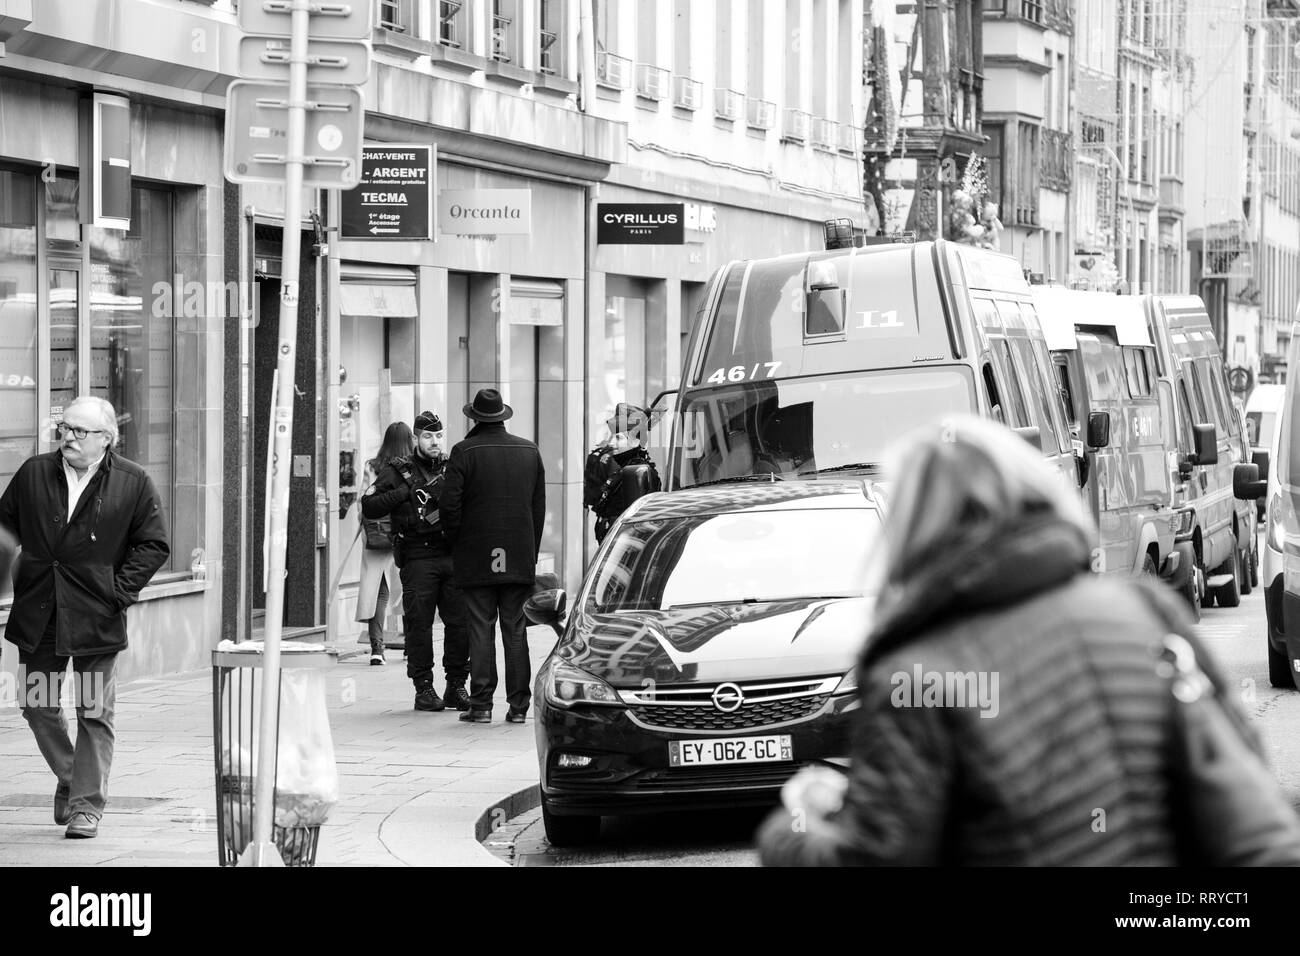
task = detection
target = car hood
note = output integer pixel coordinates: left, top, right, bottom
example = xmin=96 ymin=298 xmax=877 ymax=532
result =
xmin=559 ymin=597 xmax=874 ymax=686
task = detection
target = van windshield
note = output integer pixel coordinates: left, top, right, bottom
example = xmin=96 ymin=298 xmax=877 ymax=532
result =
xmin=1247 ymin=411 xmax=1275 ymax=449
xmin=674 ymin=368 xmax=976 ymax=488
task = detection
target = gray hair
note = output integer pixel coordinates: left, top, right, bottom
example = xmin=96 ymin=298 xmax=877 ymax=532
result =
xmin=66 ymin=396 xmax=120 ymax=446
xmin=872 ymin=414 xmax=1094 ymax=588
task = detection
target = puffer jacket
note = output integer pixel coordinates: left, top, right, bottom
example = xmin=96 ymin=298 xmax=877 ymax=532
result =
xmin=760 ymin=515 xmax=1188 ymax=866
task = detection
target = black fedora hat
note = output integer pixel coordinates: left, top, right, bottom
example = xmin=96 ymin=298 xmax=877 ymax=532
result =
xmin=464 ymin=387 xmax=513 ymax=422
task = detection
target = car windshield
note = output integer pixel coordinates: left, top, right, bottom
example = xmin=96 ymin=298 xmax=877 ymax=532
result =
xmin=584 ymin=508 xmax=882 ymax=613
xmin=674 ymin=369 xmax=975 ymax=488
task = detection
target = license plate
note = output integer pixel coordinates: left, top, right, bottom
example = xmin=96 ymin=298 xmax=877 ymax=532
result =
xmin=668 ymin=735 xmax=793 ymax=767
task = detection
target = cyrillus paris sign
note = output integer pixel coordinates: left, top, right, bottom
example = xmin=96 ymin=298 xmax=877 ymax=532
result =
xmin=597 ymin=203 xmax=685 ymax=244
xmin=438 ymin=189 xmax=532 ymax=236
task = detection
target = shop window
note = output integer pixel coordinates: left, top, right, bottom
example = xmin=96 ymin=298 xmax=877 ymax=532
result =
xmin=89 ymin=186 xmax=177 ymax=566
xmin=0 ymin=167 xmax=38 ymax=599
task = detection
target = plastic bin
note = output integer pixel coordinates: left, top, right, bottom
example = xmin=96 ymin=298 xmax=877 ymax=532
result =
xmin=212 ymin=641 xmax=339 ymax=867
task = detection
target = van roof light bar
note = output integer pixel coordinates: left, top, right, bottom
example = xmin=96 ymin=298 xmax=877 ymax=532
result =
xmin=823 ymin=218 xmax=860 ymax=250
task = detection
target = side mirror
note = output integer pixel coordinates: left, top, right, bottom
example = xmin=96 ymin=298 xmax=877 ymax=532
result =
xmin=1086 ymin=411 xmax=1111 ymax=450
xmin=1234 ymin=463 xmax=1267 ymax=501
xmin=1189 ymin=423 xmax=1218 ymax=465
xmin=1252 ymin=448 xmax=1271 ymax=484
xmin=524 ymin=588 xmax=568 ymax=632
xmin=1012 ymin=425 xmax=1042 ymax=451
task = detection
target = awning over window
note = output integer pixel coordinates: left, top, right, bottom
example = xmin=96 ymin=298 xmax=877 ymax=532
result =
xmin=339 ymin=262 xmax=418 ymax=319
xmin=509 ymin=277 xmax=564 ymax=326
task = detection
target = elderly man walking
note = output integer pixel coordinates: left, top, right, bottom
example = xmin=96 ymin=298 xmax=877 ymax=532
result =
xmin=440 ymin=388 xmax=545 ymax=724
xmin=0 ymin=396 xmax=170 ymax=838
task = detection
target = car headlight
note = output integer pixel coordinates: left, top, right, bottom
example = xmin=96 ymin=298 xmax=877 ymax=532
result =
xmin=1268 ymin=491 xmax=1287 ymax=553
xmin=832 ymin=667 xmax=859 ymax=696
xmin=544 ymin=659 xmax=623 ymax=709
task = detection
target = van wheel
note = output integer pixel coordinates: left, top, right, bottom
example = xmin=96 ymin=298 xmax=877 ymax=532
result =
xmin=1141 ymin=553 xmax=1158 ymax=578
xmin=1179 ymin=565 xmax=1203 ymax=622
xmin=541 ymin=796 xmax=601 ymax=847
xmin=1214 ymin=549 xmax=1242 ymax=609
xmin=1240 ymin=546 xmax=1254 ymax=596
xmin=1268 ymin=635 xmax=1295 ymax=689
xmin=1250 ymin=540 xmax=1259 ymax=588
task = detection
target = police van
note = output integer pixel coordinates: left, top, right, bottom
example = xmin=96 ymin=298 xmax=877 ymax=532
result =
xmin=654 ymin=238 xmax=1078 ymax=493
xmin=1140 ymin=294 xmax=1264 ymax=614
xmin=1032 ymin=287 xmax=1178 ymax=579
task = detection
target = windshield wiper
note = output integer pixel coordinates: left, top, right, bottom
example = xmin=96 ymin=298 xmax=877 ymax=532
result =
xmin=796 ymin=462 xmax=880 ymax=477
xmin=688 ymin=473 xmax=786 ymax=489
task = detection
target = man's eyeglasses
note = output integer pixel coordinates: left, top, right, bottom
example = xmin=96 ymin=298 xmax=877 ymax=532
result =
xmin=58 ymin=424 xmax=106 ymax=440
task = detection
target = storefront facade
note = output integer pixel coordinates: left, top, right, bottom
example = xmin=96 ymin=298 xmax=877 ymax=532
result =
xmin=0 ymin=5 xmax=228 ymax=680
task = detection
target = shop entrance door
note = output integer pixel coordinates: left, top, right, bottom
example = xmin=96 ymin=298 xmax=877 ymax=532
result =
xmin=246 ymin=229 xmax=322 ymax=631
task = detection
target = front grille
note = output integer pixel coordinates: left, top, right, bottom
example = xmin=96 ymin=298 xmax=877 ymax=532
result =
xmin=630 ymin=693 xmax=829 ymax=731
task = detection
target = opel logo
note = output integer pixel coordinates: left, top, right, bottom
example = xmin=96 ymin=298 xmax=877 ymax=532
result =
xmin=711 ymin=682 xmax=744 ymax=713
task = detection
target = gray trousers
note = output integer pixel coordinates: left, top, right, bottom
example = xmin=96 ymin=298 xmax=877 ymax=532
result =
xmin=19 ymin=621 xmax=118 ymax=820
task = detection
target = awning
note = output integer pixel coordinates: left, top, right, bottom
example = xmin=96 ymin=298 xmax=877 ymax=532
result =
xmin=339 ymin=262 xmax=418 ymax=319
xmin=509 ymin=277 xmax=564 ymax=326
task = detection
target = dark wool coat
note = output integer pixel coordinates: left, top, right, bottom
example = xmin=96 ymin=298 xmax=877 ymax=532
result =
xmin=439 ymin=422 xmax=545 ymax=588
xmin=0 ymin=450 xmax=170 ymax=657
xmin=759 ymin=517 xmax=1191 ymax=866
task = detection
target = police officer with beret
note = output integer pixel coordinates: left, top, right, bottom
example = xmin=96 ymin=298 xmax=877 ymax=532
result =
xmin=362 ymin=411 xmax=470 ymax=712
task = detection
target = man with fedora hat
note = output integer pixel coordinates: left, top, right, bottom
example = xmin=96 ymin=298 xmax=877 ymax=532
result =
xmin=362 ymin=410 xmax=470 ymax=712
xmin=439 ymin=388 xmax=546 ymax=724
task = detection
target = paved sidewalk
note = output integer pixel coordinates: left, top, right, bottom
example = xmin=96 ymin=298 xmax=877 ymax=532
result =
xmin=0 ymin=625 xmax=557 ymax=866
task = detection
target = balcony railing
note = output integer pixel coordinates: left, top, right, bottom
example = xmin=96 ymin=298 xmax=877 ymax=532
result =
xmin=746 ymin=98 xmax=776 ymax=130
xmin=636 ymin=64 xmax=669 ymax=100
xmin=714 ymin=88 xmax=742 ymax=121
xmin=672 ymin=76 xmax=702 ymax=110
xmin=596 ymin=51 xmax=631 ymax=90
xmin=491 ymin=14 xmax=511 ymax=62
xmin=783 ymin=108 xmax=811 ymax=143
xmin=811 ymin=118 xmax=838 ymax=150
xmin=837 ymin=124 xmax=859 ymax=154
xmin=538 ymin=29 xmax=558 ymax=74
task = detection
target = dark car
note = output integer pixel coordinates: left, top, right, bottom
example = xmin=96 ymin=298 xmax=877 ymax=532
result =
xmin=527 ymin=479 xmax=884 ymax=846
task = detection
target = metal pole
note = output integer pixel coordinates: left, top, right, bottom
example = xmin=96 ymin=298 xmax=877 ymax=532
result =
xmin=241 ymin=0 xmax=311 ymax=868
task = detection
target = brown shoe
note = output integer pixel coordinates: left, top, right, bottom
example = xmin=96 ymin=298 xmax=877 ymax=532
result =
xmin=65 ymin=812 xmax=99 ymax=839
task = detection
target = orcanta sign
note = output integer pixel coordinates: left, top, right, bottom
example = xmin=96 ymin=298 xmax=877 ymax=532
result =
xmin=341 ymin=144 xmax=435 ymax=240
xmin=437 ymin=189 xmax=532 ymax=236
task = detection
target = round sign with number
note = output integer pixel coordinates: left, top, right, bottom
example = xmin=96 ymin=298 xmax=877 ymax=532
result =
xmin=317 ymin=124 xmax=344 ymax=152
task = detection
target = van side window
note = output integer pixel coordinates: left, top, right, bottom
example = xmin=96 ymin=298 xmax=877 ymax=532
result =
xmin=1191 ymin=359 xmax=1228 ymax=433
xmin=1206 ymin=360 xmax=1239 ymax=439
xmin=1178 ymin=380 xmax=1197 ymax=443
xmin=1053 ymin=356 xmax=1078 ymax=430
xmin=982 ymin=363 xmax=1005 ymax=424
xmin=1123 ymin=347 xmax=1153 ymax=397
xmin=1011 ymin=336 xmax=1070 ymax=454
xmin=1183 ymin=360 xmax=1211 ymax=425
xmin=990 ymin=338 xmax=1030 ymax=427
xmin=1031 ymin=337 xmax=1073 ymax=453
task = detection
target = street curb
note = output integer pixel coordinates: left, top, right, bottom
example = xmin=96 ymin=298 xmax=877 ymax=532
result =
xmin=475 ymin=783 xmax=541 ymax=844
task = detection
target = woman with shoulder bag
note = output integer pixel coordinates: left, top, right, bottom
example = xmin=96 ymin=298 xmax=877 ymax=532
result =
xmin=356 ymin=423 xmax=413 ymax=665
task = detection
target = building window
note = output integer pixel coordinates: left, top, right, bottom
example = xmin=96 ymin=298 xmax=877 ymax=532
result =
xmin=378 ymin=0 xmax=414 ymax=33
xmin=538 ymin=0 xmax=562 ymax=74
xmin=0 ymin=167 xmax=38 ymax=541
xmin=492 ymin=0 xmax=517 ymax=62
xmin=979 ymin=122 xmax=1004 ymax=209
xmin=746 ymin=0 xmax=763 ymax=98
xmin=89 ymin=187 xmax=176 ymax=552
xmin=438 ymin=0 xmax=464 ymax=48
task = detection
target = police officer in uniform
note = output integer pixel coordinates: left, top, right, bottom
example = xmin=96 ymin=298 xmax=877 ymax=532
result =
xmin=362 ymin=411 xmax=470 ymax=711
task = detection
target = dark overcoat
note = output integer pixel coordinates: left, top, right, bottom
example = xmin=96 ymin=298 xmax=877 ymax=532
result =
xmin=0 ymin=450 xmax=170 ymax=656
xmin=439 ymin=422 xmax=545 ymax=588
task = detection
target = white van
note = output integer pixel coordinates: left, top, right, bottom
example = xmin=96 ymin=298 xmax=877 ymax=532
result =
xmin=1263 ymin=326 xmax=1299 ymax=689
xmin=1247 ymin=383 xmax=1286 ymax=522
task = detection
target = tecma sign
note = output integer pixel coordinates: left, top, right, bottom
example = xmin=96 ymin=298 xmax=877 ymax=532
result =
xmin=341 ymin=144 xmax=435 ymax=240
xmin=437 ymin=189 xmax=532 ymax=235
xmin=597 ymin=203 xmax=686 ymax=244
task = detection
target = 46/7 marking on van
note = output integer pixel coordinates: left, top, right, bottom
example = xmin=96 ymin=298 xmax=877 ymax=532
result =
xmin=706 ymin=361 xmax=783 ymax=384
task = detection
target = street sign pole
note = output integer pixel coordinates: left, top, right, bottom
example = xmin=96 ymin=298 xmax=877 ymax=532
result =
xmin=242 ymin=0 xmax=311 ymax=869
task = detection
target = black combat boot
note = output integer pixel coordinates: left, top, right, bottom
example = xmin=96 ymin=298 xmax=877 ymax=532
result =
xmin=414 ymin=683 xmax=445 ymax=712
xmin=444 ymin=683 xmax=472 ymax=711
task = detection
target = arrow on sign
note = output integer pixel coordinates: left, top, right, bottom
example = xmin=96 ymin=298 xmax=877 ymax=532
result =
xmin=370 ymin=226 xmax=399 ymax=234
